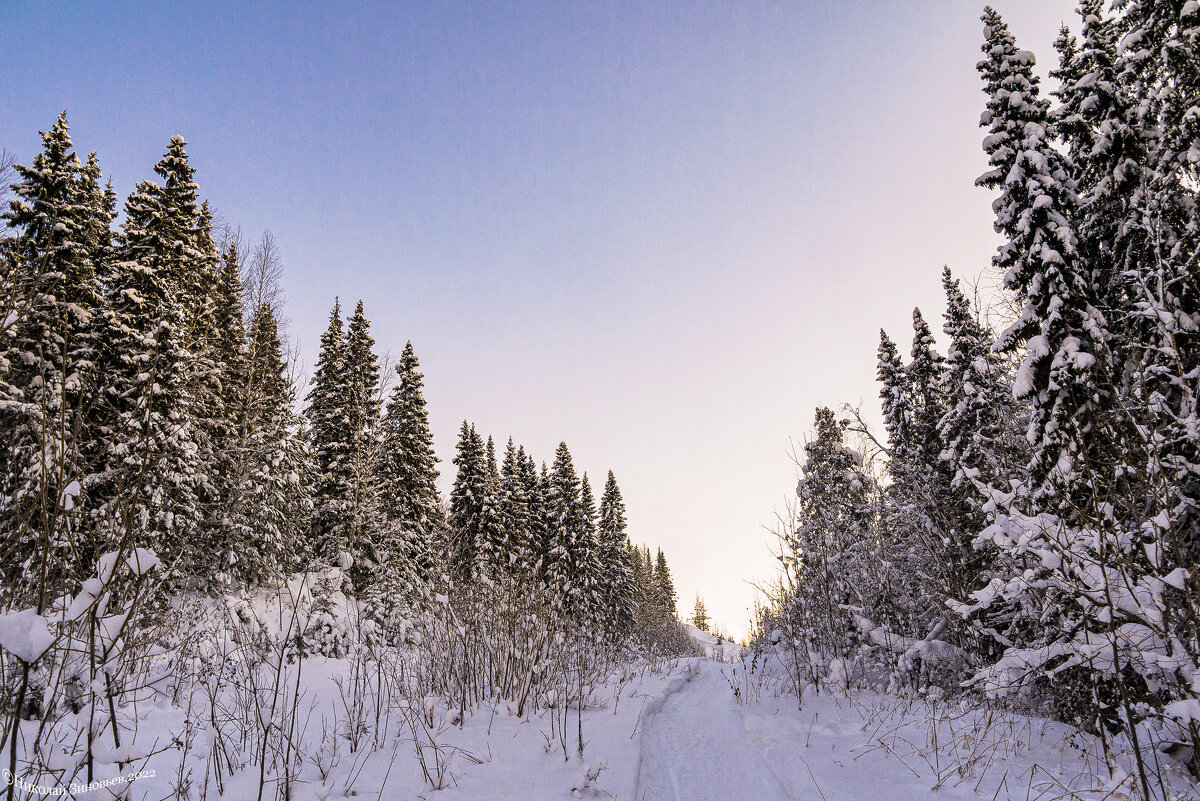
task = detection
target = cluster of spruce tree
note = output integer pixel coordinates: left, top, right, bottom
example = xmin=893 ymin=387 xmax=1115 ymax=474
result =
xmin=302 ymin=292 xmax=678 ymax=634
xmin=438 ymin=422 xmax=685 ymax=638
xmin=759 ymin=2 xmax=1200 ymax=788
xmin=0 ymin=113 xmax=686 ymax=649
xmin=302 ymin=297 xmax=442 ymax=610
xmin=631 ymin=544 xmax=692 ymax=649
xmin=0 ymin=115 xmax=311 ymax=607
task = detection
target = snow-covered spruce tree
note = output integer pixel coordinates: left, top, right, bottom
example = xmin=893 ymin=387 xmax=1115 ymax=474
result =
xmin=214 ymin=239 xmax=248 ymax=403
xmin=691 ymin=595 xmax=709 ymax=633
xmin=623 ymin=544 xmax=694 ymax=655
xmin=955 ymin=13 xmax=1183 ymax=784
xmin=778 ymin=407 xmax=882 ymax=680
xmin=1109 ymin=0 xmax=1200 ymax=767
xmin=976 ymin=7 xmax=1114 ymax=500
xmin=78 ymin=152 xmax=117 ymax=280
xmin=210 ymin=239 xmax=250 ymax=514
xmin=544 ymin=442 xmax=589 ymax=613
xmin=70 ymin=153 xmax=117 ymax=554
xmin=187 ymin=233 xmax=246 ymax=583
xmin=342 ymin=300 xmax=383 ymax=590
xmin=1115 ymin=0 xmax=1200 ymax=192
xmin=598 ymin=470 xmax=636 ymax=635
xmin=630 ymin=544 xmax=656 ymax=627
xmin=344 ymin=301 xmax=380 ymax=440
xmin=498 ymin=437 xmax=533 ymax=575
xmin=1057 ymin=0 xmax=1157 ymax=368
xmin=881 ymin=300 xmax=1025 ymax=682
xmin=98 ymin=136 xmax=203 ymax=577
xmin=958 ymin=6 xmax=1109 ymax=731
xmin=485 ymin=435 xmax=498 ymax=482
xmin=216 ymin=302 xmax=312 ymax=584
xmin=448 ymin=421 xmax=487 ymax=584
xmin=243 ymin=304 xmax=291 ymax=428
xmin=373 ymin=340 xmax=442 ymax=604
xmin=876 ymin=329 xmax=922 ymax=562
xmin=476 ymin=434 xmax=507 ymax=575
xmin=876 ymin=331 xmax=913 ymax=459
xmin=877 ymin=310 xmax=974 ymax=657
xmin=531 ymin=459 xmax=554 ymax=575
xmin=633 ymin=547 xmax=657 ymax=624
xmin=577 ymin=473 xmax=603 ymax=617
xmin=653 ymin=548 xmax=676 ymax=620
xmin=202 ymin=237 xmax=312 ymax=586
xmin=1050 ymin=21 xmax=1085 ymax=161
xmin=906 ymin=309 xmax=948 ymax=463
xmin=306 ymin=299 xmax=353 ymax=562
xmin=936 ymin=269 xmax=1029 ymax=663
xmin=875 ymin=326 xmax=949 ymax=666
xmin=1115 ymin=0 xmax=1200 ymax=565
xmin=185 ymin=203 xmax=239 ymax=580
xmin=0 ymin=113 xmax=105 ymax=599
xmin=1056 ymin=2 xmax=1199 ymax=521
xmin=937 ymin=268 xmax=1027 ymax=500
xmin=509 ymin=446 xmax=542 ymax=575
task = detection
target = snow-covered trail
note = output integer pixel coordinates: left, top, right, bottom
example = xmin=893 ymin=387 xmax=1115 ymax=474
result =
xmin=630 ymin=656 xmax=1132 ymax=801
xmin=635 ymin=663 xmax=794 ymax=801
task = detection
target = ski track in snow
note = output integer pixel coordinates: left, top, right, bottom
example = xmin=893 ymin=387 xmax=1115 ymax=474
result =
xmin=635 ymin=664 xmax=793 ymax=801
xmin=629 ymin=656 xmax=1142 ymax=801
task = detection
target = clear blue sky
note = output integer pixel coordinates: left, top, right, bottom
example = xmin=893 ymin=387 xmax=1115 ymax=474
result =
xmin=2 ymin=0 xmax=1074 ymax=636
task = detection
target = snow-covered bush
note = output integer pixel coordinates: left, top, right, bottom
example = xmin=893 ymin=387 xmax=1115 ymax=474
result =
xmin=0 ymin=545 xmax=171 ymax=798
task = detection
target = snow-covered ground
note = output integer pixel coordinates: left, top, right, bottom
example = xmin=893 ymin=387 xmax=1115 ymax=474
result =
xmin=10 ymin=593 xmax=1197 ymax=801
xmin=94 ymin=656 xmax=1191 ymax=800
xmin=34 ymin=655 xmax=700 ymax=800
xmin=680 ymin=623 xmax=743 ymax=663
xmin=358 ymin=659 xmax=1189 ymax=800
xmin=637 ymin=661 xmax=1134 ymax=801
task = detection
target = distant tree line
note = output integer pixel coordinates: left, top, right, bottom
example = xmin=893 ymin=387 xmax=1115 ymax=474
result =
xmin=0 ymin=114 xmax=684 ymax=643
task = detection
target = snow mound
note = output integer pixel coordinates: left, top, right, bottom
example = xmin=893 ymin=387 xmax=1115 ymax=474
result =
xmin=0 ymin=607 xmax=55 ymax=663
xmin=683 ymin=623 xmax=743 ymax=662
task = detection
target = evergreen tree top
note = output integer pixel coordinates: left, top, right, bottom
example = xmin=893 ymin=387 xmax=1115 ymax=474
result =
xmin=5 ymin=112 xmax=86 ymax=258
xmin=877 ymin=332 xmax=911 ymax=456
xmin=909 ymin=308 xmax=939 ymax=361
xmin=550 ymin=442 xmax=581 ymax=515
xmin=398 ymin=340 xmax=422 ymax=382
xmin=155 ymin=136 xmax=198 ymax=194
xmin=977 ymin=7 xmax=1081 ymax=353
xmin=501 ymin=436 xmax=520 ymax=477
xmin=345 ymin=300 xmax=376 ymax=356
xmin=392 ymin=340 xmax=430 ymax=415
xmin=599 ymin=470 xmax=628 ymax=549
xmin=79 ymin=151 xmax=101 ymax=191
xmin=118 ymin=136 xmax=208 ymax=308
xmin=486 ymin=435 xmax=499 ymax=480
xmin=940 ymin=268 xmax=991 ymax=365
xmin=908 ymin=309 xmax=945 ymax=399
xmin=580 ymin=472 xmax=597 ymax=534
xmin=344 ymin=299 xmax=381 ymax=435
xmin=309 ymin=299 xmax=345 ymax=391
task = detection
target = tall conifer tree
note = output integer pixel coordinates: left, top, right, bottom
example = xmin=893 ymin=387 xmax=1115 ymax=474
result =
xmin=307 ymin=299 xmax=353 ymax=560
xmin=448 ymin=422 xmax=487 ymax=584
xmin=375 ymin=340 xmax=442 ymax=597
xmin=342 ymin=300 xmax=382 ymax=589
xmin=598 ymin=471 xmax=636 ymax=634
xmin=101 ymin=136 xmax=203 ymax=573
xmin=0 ymin=113 xmax=104 ymax=593
xmin=499 ymin=437 xmax=532 ymax=574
